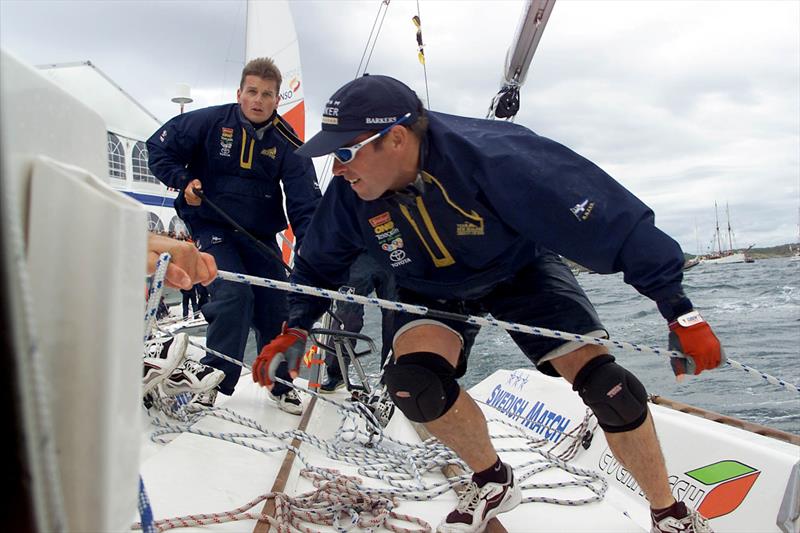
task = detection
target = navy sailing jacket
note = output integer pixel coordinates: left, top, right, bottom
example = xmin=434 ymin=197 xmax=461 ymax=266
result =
xmin=287 ymin=111 xmax=687 ymax=329
xmin=146 ymin=103 xmax=320 ymax=244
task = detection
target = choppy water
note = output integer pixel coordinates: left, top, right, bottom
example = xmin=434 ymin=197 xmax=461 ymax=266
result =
xmin=353 ymin=257 xmax=800 ymax=435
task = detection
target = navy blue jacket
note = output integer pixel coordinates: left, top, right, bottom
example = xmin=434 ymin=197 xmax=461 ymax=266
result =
xmin=288 ymin=111 xmax=687 ymax=329
xmin=146 ymin=104 xmax=320 ymax=243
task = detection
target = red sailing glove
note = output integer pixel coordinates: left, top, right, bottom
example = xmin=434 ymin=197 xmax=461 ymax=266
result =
xmin=252 ymin=323 xmax=308 ymax=388
xmin=667 ymin=310 xmax=726 ymax=376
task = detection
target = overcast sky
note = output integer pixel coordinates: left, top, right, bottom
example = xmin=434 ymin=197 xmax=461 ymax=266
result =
xmin=2 ymin=0 xmax=798 ymax=251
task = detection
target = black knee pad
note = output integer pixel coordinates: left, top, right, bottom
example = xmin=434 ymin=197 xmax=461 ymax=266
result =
xmin=383 ymin=352 xmax=460 ymax=423
xmin=572 ymin=354 xmax=648 ymax=433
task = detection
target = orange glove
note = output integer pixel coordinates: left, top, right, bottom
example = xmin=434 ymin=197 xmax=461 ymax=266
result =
xmin=252 ymin=323 xmax=308 ymax=388
xmin=668 ymin=310 xmax=726 ymax=376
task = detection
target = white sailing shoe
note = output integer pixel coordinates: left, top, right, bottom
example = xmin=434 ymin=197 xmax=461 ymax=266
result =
xmin=185 ymin=388 xmax=218 ymax=412
xmin=651 ymin=504 xmax=714 ymax=533
xmin=437 ymin=464 xmax=521 ymax=533
xmin=142 ymin=333 xmax=188 ymax=395
xmin=163 ymin=359 xmax=225 ymax=395
xmin=270 ymin=388 xmax=303 ymax=415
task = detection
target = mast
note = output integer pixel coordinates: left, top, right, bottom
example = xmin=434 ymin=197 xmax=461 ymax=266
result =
xmin=487 ymin=0 xmax=556 ymax=121
xmin=726 ymin=203 xmax=733 ymax=252
xmin=714 ymin=201 xmax=723 ymax=255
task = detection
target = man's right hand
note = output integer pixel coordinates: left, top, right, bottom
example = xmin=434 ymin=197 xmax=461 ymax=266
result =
xmin=147 ymin=233 xmax=217 ymax=289
xmin=184 ymin=179 xmax=203 ymax=206
xmin=252 ymin=323 xmax=308 ymax=388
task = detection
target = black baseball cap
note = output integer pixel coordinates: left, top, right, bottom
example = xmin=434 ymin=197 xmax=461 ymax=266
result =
xmin=295 ymin=74 xmax=421 ymax=158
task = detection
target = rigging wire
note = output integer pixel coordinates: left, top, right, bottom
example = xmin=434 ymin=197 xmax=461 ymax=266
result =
xmin=320 ymin=0 xmax=393 ymax=193
xmin=413 ymin=1 xmax=431 ymax=108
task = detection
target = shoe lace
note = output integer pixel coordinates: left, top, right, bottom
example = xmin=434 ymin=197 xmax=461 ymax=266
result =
xmin=689 ymin=511 xmax=712 ymax=532
xmin=284 ymin=389 xmax=300 ymax=402
xmin=182 ymin=359 xmax=206 ymax=374
xmin=144 ymin=342 xmax=163 ymax=357
xmin=456 ymin=482 xmax=483 ymax=514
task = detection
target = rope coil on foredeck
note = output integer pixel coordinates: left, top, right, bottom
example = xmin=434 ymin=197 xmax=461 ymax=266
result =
xmin=141 ymin=353 xmax=606 ymax=529
xmin=214 ymin=270 xmax=800 ymax=395
xmin=132 ymin=468 xmax=432 ymax=533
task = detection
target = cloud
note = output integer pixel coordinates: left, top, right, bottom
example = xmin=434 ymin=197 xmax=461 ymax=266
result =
xmin=2 ymin=0 xmax=798 ymax=249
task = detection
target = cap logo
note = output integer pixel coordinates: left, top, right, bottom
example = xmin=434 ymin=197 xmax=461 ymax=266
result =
xmin=366 ymin=116 xmax=397 ymax=124
xmin=321 ymin=116 xmax=339 ymax=125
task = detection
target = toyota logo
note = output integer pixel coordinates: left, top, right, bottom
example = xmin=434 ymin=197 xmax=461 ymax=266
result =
xmin=389 ymin=249 xmax=406 ymax=262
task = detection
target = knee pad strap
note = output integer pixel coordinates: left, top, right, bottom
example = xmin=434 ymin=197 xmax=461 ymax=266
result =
xmin=383 ymin=352 xmax=460 ymax=423
xmin=573 ymin=354 xmax=648 ymax=433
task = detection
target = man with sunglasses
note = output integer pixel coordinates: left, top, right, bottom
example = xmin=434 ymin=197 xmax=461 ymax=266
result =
xmin=252 ymin=74 xmax=720 ymax=533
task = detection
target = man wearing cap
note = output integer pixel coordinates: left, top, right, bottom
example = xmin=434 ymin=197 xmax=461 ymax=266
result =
xmin=147 ymin=57 xmax=320 ymax=413
xmin=252 ymin=74 xmax=720 ymax=533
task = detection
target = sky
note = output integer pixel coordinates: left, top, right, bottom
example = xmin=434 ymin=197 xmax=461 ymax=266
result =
xmin=1 ymin=0 xmax=799 ymax=252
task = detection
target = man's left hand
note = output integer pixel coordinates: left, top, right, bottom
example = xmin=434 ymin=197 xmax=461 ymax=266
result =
xmin=668 ymin=310 xmax=726 ymax=376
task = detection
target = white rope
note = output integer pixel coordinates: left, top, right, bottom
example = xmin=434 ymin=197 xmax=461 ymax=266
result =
xmin=215 ymin=270 xmax=800 ymax=395
xmin=143 ymin=253 xmax=170 ymax=341
xmin=141 ymin=388 xmax=604 ymax=531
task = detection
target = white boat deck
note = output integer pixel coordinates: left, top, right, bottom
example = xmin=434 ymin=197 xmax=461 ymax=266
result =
xmin=140 ymin=374 xmax=641 ymax=532
xmin=139 ymin=365 xmax=798 ymax=532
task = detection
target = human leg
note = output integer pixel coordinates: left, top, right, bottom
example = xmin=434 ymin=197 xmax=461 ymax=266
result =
xmin=491 ymin=255 xmax=706 ymax=529
xmin=393 ymin=324 xmax=498 ymax=471
xmin=388 ymin=306 xmax=520 ymax=532
xmin=239 ymin=234 xmax=300 ymax=408
xmin=196 ymin=232 xmax=253 ymax=395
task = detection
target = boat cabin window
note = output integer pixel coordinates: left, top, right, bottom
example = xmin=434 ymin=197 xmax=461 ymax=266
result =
xmin=107 ymin=133 xmax=126 ymax=180
xmin=132 ymin=141 xmax=159 ymax=184
xmin=147 ymin=211 xmax=164 ymax=233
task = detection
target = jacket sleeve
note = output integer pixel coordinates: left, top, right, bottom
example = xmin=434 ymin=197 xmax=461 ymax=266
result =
xmin=476 ymin=130 xmax=688 ymax=313
xmin=146 ymin=110 xmax=211 ymax=190
xmin=286 ymin=179 xmax=364 ymax=330
xmin=280 ymin=150 xmax=321 ymax=249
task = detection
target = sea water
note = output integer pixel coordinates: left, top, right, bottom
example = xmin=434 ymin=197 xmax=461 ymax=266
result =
xmin=351 ymin=257 xmax=800 ymax=435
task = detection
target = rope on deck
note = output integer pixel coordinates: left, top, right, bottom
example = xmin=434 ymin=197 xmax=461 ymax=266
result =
xmin=139 ymin=369 xmax=605 ymax=531
xmin=132 ymin=468 xmax=431 ymax=533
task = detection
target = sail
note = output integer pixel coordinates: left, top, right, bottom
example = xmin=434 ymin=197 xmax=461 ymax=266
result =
xmin=246 ymin=0 xmax=304 ymax=264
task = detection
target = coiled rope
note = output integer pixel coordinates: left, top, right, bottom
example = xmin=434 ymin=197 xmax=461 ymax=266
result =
xmin=214 ymin=270 xmax=800 ymax=395
xmin=138 ymin=378 xmax=604 ymax=531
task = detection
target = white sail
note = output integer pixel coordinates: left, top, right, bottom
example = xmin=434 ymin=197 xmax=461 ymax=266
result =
xmin=246 ymin=0 xmax=305 ymax=264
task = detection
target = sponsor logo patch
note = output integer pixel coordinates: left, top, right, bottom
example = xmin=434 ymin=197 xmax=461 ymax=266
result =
xmin=261 ymin=147 xmax=277 ymax=159
xmin=570 ymin=199 xmax=595 ymax=221
xmin=456 ymin=221 xmax=484 ymax=236
xmin=219 ymin=127 xmax=234 ymax=157
xmin=365 ymin=116 xmax=397 ymax=124
xmin=370 ymin=212 xmax=412 ymax=267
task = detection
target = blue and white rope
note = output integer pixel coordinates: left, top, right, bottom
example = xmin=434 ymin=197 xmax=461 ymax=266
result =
xmin=215 ymin=270 xmax=800 ymax=395
xmin=144 ymin=253 xmax=170 ymax=342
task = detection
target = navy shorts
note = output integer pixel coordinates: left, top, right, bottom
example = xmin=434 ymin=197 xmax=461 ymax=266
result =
xmin=391 ymin=251 xmax=607 ymax=377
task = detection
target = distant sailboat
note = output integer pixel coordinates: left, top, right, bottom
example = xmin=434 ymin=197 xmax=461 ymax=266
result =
xmin=699 ymin=202 xmax=754 ymax=265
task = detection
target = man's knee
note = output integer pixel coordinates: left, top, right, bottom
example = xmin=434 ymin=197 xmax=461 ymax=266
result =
xmin=383 ymin=352 xmax=460 ymax=423
xmin=572 ymin=354 xmax=648 ymax=433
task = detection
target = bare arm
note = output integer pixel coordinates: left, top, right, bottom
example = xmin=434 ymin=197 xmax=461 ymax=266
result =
xmin=147 ymin=233 xmax=217 ymax=289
